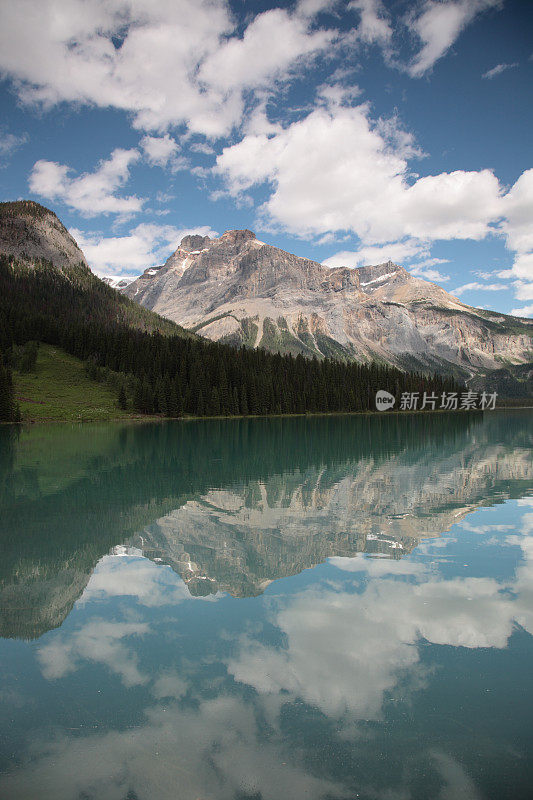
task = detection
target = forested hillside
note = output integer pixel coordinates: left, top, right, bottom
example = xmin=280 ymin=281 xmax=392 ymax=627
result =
xmin=0 ymin=255 xmax=462 ymax=421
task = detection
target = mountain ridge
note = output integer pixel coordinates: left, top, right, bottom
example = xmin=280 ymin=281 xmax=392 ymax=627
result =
xmin=124 ymin=227 xmax=533 ymax=377
xmin=2 ymin=200 xmax=531 ymax=386
xmin=2 ymin=200 xmax=459 ymax=420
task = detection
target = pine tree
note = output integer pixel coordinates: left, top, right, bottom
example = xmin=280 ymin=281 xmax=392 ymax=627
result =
xmin=118 ymin=383 xmax=127 ymax=410
xmin=0 ymin=361 xmax=16 ymax=422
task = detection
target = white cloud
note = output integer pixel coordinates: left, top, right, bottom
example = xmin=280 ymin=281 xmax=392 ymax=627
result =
xmin=38 ymin=619 xmax=150 ymax=687
xmin=0 ymin=0 xmax=336 ymax=137
xmin=217 ymin=100 xmax=503 ymax=245
xmin=513 ymin=280 xmax=533 ymax=301
xmin=510 ymin=304 xmax=533 ymax=318
xmin=152 ymin=672 xmax=189 ymax=700
xmin=228 ymin=575 xmax=515 ymax=721
xmin=408 ymin=259 xmax=451 ymax=282
xmin=322 ymin=238 xmax=431 ymax=268
xmin=216 ymin=95 xmax=533 ymax=309
xmin=347 ymin=0 xmax=392 ymax=44
xmin=497 ymin=169 xmax=533 ymax=303
xmin=507 ymin=253 xmax=533 ymax=284
xmin=155 ymin=191 xmax=176 ymax=203
xmin=322 ymin=239 xmax=451 ymax=283
xmin=431 ymin=752 xmax=484 ymax=800
xmin=0 ymin=695 xmax=344 ymax=800
xmin=140 ymin=134 xmax=182 ymax=169
xmin=189 ymin=142 xmax=216 ymax=156
xmin=329 ymin=553 xmax=426 ymax=577
xmin=501 ymin=169 xmax=533 ymax=260
xmin=296 ymin=0 xmax=337 ymax=18
xmin=482 ymin=62 xmax=518 ymax=79
xmin=71 ymin=222 xmax=218 ymax=276
xmin=229 ymin=495 xmax=533 ymax=726
xmin=198 ymin=8 xmax=334 ymax=94
xmin=452 ymin=281 xmax=508 ymax=296
xmin=0 ymin=129 xmax=28 ymax=160
xmin=29 ymin=148 xmax=143 ymax=216
xmin=80 ymin=554 xmax=193 ymax=606
xmin=406 ymin=0 xmax=503 ymax=78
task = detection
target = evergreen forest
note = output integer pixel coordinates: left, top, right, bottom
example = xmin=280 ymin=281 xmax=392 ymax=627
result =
xmin=0 ymin=255 xmax=462 ymax=422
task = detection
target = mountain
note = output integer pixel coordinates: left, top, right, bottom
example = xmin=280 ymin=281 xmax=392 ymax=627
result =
xmin=0 ymin=200 xmax=186 ymax=337
xmin=0 ymin=200 xmax=89 ymax=272
xmin=124 ymin=229 xmax=533 ymax=378
xmin=2 ymin=412 xmax=532 ymax=635
xmin=2 ymin=411 xmax=532 ymax=635
xmin=470 ymin=362 xmax=533 ymax=399
xmin=1 ymin=201 xmax=458 ymax=420
xmin=129 ymin=423 xmax=533 ymax=597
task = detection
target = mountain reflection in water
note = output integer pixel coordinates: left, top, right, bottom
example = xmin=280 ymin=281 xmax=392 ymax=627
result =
xmin=1 ymin=412 xmax=531 ymax=635
xmin=0 ymin=412 xmax=533 ymax=800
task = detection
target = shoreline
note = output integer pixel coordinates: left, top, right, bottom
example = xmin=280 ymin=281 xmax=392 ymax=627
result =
xmin=3 ymin=405 xmax=532 ymax=426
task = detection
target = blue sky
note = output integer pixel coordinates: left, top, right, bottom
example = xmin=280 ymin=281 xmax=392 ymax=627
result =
xmin=0 ymin=0 xmax=532 ymax=315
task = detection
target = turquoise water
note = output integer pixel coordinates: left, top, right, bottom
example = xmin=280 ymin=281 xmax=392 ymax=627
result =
xmin=0 ymin=411 xmax=532 ymax=799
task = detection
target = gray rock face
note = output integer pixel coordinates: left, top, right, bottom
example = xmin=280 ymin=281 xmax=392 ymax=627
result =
xmin=124 ymin=229 xmax=533 ymax=377
xmin=0 ymin=200 xmax=89 ymax=272
xmin=127 ymin=420 xmax=533 ymax=597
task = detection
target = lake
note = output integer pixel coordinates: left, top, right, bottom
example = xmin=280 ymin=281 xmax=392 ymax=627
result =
xmin=0 ymin=411 xmax=532 ymax=800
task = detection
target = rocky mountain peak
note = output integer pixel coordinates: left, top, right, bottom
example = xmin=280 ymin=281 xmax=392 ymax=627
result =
xmin=0 ymin=199 xmax=88 ymax=272
xmin=357 ymin=260 xmax=406 ymax=281
xmin=179 ymin=233 xmax=212 ymax=252
xmin=220 ymin=229 xmax=256 ymax=244
xmin=122 ymin=224 xmax=533 ymax=375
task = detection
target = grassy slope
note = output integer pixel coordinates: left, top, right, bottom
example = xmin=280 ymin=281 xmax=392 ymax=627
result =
xmin=13 ymin=344 xmax=142 ymax=422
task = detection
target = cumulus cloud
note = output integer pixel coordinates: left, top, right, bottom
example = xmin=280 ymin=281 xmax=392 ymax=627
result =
xmin=217 ymin=95 xmax=533 ymax=308
xmin=198 ymin=8 xmax=334 ymax=94
xmin=38 ymin=619 xmax=151 ymax=687
xmin=29 ymin=148 xmax=143 ymax=216
xmin=406 ymin=0 xmax=503 ymax=78
xmin=189 ymin=142 xmax=216 ymax=156
xmin=227 ymin=500 xmax=533 ymax=731
xmin=216 ymin=100 xmax=503 ymax=245
xmin=501 ymin=169 xmax=533 ymax=261
xmin=140 ymin=134 xmax=184 ymax=170
xmin=296 ymin=0 xmax=337 ymax=18
xmin=322 ymin=239 xmax=451 ymax=281
xmin=71 ymin=222 xmax=218 ymax=277
xmin=498 ymin=169 xmax=533 ymax=301
xmin=482 ymin=62 xmax=518 ymax=79
xmin=329 ymin=553 xmax=427 ymax=577
xmin=347 ymin=0 xmax=392 ymax=45
xmin=80 ymin=554 xmax=194 ymax=606
xmin=0 ymin=0 xmax=336 ymax=137
xmin=228 ymin=575 xmax=515 ymax=721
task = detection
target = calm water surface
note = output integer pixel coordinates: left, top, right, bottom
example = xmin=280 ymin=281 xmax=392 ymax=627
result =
xmin=0 ymin=412 xmax=532 ymax=800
